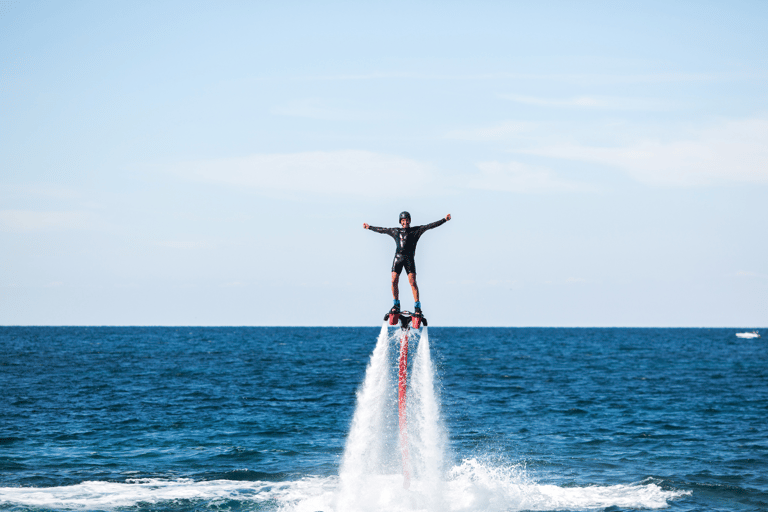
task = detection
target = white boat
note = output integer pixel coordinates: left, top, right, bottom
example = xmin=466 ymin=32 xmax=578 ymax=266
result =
xmin=736 ymin=331 xmax=760 ymax=339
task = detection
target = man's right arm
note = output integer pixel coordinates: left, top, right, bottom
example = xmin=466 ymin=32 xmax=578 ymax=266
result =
xmin=366 ymin=225 xmax=389 ymax=234
xmin=366 ymin=225 xmax=400 ymax=241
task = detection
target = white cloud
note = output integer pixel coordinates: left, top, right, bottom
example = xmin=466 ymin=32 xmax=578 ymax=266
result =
xmin=734 ymin=271 xmax=768 ymax=279
xmin=220 ymin=281 xmax=247 ymax=287
xmin=171 ymin=150 xmax=438 ymax=197
xmin=155 ymin=240 xmax=212 ymax=250
xmin=466 ymin=161 xmax=590 ymax=193
xmin=446 ymin=121 xmax=538 ymax=141
xmin=271 ymin=98 xmax=377 ymax=121
xmin=170 ymin=150 xmax=592 ymax=196
xmin=0 ymin=210 xmax=98 ymax=232
xmin=299 ymin=71 xmax=721 ymax=85
xmin=20 ymin=185 xmax=83 ymax=200
xmin=500 ymin=93 xmax=665 ymax=110
xmin=521 ymin=118 xmax=768 ymax=186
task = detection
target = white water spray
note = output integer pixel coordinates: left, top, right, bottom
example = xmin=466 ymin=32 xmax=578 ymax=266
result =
xmin=339 ymin=323 xmax=392 ymax=480
xmin=409 ymin=327 xmax=446 ymax=489
xmin=336 ymin=323 xmax=448 ymax=510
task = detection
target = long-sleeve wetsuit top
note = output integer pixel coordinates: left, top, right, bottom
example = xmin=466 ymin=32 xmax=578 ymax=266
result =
xmin=368 ymin=218 xmax=447 ymax=259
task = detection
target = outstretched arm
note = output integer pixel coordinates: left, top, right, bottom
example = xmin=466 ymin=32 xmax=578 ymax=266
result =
xmin=429 ymin=215 xmax=449 ymax=229
xmin=365 ymin=224 xmax=396 ymax=237
xmin=417 ymin=214 xmax=451 ymax=233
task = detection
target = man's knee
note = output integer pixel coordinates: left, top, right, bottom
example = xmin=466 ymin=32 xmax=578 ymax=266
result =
xmin=408 ymin=273 xmax=417 ymax=285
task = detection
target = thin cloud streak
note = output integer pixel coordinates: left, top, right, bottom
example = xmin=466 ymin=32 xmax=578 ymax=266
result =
xmin=446 ymin=121 xmax=539 ymax=141
xmin=520 ymin=118 xmax=768 ymax=186
xmin=170 ymin=150 xmax=439 ymax=197
xmin=734 ymin=271 xmax=768 ymax=279
xmin=0 ymin=210 xmax=100 ymax=232
xmin=466 ymin=161 xmax=591 ymax=193
xmin=170 ymin=117 xmax=768 ymax=198
xmin=271 ymin=98 xmax=384 ymax=121
xmin=293 ymin=71 xmax=728 ymax=84
xmin=500 ymin=93 xmax=667 ymax=110
xmin=169 ymin=150 xmax=590 ymax=197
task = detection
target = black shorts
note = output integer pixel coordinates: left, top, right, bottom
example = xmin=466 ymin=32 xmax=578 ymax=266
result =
xmin=391 ymin=254 xmax=416 ymax=275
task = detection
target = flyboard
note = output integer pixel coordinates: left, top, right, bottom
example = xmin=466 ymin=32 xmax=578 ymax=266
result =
xmin=383 ymin=309 xmax=427 ymax=489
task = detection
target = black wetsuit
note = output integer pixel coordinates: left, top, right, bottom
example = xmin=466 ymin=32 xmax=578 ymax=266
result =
xmin=368 ymin=218 xmax=447 ymax=275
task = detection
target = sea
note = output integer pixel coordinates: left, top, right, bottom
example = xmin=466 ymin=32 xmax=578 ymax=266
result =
xmin=1 ymin=325 xmax=766 ymax=512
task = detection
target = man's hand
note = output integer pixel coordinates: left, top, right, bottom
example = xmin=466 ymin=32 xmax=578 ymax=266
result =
xmin=363 ymin=223 xmax=370 ymax=229
xmin=445 ymin=214 xmax=451 ymax=221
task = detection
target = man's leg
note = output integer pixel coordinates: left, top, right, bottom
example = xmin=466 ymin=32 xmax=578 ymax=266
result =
xmin=407 ymin=273 xmax=420 ymax=302
xmin=391 ymin=271 xmax=401 ymax=300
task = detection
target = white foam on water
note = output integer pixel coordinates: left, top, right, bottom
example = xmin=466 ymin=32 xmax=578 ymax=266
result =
xmin=0 ymin=478 xmax=276 ymax=509
xmin=298 ymin=459 xmax=690 ymax=512
xmin=0 ymin=465 xmax=690 ymax=511
xmin=442 ymin=458 xmax=690 ymax=512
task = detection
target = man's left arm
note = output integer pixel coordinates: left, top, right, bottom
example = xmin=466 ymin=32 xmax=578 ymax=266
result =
xmin=418 ymin=214 xmax=451 ymax=233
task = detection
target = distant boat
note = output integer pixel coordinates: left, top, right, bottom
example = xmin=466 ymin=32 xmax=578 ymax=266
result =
xmin=736 ymin=331 xmax=760 ymax=339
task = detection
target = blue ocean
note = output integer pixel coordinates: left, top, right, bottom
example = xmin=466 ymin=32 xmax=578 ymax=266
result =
xmin=1 ymin=326 xmax=766 ymax=511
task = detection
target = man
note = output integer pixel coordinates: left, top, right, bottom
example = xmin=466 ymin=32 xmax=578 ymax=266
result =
xmin=363 ymin=211 xmax=451 ymax=317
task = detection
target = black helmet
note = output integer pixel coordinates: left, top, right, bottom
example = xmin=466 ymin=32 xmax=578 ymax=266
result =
xmin=399 ymin=211 xmax=411 ymax=222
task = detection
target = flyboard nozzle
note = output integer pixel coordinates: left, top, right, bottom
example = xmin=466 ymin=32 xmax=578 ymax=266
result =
xmin=389 ymin=310 xmax=427 ymax=329
xmin=385 ymin=310 xmax=427 ymax=329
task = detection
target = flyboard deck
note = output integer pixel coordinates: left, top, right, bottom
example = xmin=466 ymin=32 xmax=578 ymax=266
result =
xmin=383 ymin=310 xmax=427 ymax=489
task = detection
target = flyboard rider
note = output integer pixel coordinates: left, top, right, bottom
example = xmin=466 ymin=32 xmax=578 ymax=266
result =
xmin=363 ymin=212 xmax=451 ymax=319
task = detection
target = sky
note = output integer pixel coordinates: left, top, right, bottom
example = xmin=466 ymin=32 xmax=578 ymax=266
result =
xmin=1 ymin=0 xmax=766 ymax=327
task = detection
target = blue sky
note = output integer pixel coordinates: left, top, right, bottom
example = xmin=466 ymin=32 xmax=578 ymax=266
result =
xmin=1 ymin=1 xmax=766 ymax=326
